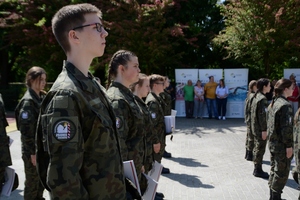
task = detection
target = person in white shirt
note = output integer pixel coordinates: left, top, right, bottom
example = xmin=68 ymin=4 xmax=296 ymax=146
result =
xmin=216 ymin=79 xmax=229 ymax=120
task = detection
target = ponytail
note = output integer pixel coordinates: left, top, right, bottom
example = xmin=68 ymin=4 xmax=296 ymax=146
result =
xmin=106 ymin=50 xmax=136 ymax=89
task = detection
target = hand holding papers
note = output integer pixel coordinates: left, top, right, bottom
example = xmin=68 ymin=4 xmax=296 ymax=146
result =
xmin=142 ymin=161 xmax=163 ymax=200
xmin=123 ymin=160 xmax=141 ymax=195
xmin=1 ymin=167 xmax=16 ymax=197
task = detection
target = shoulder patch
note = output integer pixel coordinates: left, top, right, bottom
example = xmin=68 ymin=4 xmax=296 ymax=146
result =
xmin=151 ymin=112 xmax=156 ymax=119
xmin=53 ymin=120 xmax=76 ymax=142
xmin=21 ymin=111 xmax=29 ymax=119
xmin=116 ymin=117 xmax=123 ymax=129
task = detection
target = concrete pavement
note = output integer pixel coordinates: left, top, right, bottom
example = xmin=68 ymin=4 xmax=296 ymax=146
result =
xmin=2 ymin=116 xmax=300 ymax=199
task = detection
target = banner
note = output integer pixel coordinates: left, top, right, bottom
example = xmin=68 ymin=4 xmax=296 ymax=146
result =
xmin=198 ymin=69 xmax=223 ymax=84
xmin=199 ymin=69 xmax=223 ymax=117
xmin=224 ymin=69 xmax=248 ymax=118
xmin=284 ymin=69 xmax=300 ymax=84
xmin=175 ymin=69 xmax=199 ymax=117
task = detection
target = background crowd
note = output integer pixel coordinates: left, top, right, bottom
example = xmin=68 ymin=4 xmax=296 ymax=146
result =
xmin=182 ymin=76 xmax=229 ymax=120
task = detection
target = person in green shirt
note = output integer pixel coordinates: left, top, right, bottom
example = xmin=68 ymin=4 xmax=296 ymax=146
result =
xmin=183 ymin=80 xmax=194 ymax=118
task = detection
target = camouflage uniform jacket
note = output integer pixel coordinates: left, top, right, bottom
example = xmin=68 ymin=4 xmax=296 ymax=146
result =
xmin=244 ymin=92 xmax=255 ymax=127
xmin=251 ymin=92 xmax=268 ymax=137
xmin=268 ymin=96 xmax=293 ymax=153
xmin=145 ymin=92 xmax=165 ymax=145
xmin=15 ymin=88 xmax=45 ymax=155
xmin=134 ymin=96 xmax=159 ymax=162
xmin=294 ymin=108 xmax=300 ymax=173
xmin=159 ymin=90 xmax=172 ymax=116
xmin=0 ymin=93 xmax=12 ymax=168
xmin=35 ymin=62 xmax=126 ymax=200
xmin=107 ymin=82 xmax=146 ymax=178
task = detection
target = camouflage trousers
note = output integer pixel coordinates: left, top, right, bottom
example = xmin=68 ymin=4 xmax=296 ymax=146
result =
xmin=253 ymin=136 xmax=267 ymax=165
xmin=22 ymin=154 xmax=45 ymax=200
xmin=268 ymin=152 xmax=292 ymax=193
xmin=245 ymin=126 xmax=254 ymax=151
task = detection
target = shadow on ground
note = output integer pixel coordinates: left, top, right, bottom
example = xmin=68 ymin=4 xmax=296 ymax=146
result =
xmin=162 ymin=173 xmax=214 ymax=189
xmin=165 ymin=157 xmax=207 ymax=168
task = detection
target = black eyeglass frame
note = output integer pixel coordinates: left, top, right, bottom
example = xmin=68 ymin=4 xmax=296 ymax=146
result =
xmin=72 ymin=23 xmax=104 ymax=33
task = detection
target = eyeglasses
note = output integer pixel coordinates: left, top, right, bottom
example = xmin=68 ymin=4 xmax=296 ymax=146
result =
xmin=155 ymin=82 xmax=164 ymax=86
xmin=72 ymin=23 xmax=104 ymax=33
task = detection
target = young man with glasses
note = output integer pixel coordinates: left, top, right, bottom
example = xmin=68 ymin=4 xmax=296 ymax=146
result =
xmin=35 ymin=3 xmax=126 ymax=199
xmin=146 ymin=74 xmax=170 ymax=174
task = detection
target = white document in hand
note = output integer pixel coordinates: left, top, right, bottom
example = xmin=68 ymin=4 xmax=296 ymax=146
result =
xmin=123 ymin=160 xmax=141 ymax=195
xmin=1 ymin=167 xmax=15 ymax=196
xmin=142 ymin=173 xmax=158 ymax=200
xmin=147 ymin=161 xmax=163 ymax=182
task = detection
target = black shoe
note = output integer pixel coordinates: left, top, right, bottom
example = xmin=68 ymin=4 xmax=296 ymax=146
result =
xmin=253 ymin=165 xmax=269 ymax=179
xmin=244 ymin=150 xmax=248 ymax=159
xmin=163 ymin=151 xmax=172 ymax=158
xmin=156 ymin=192 xmax=165 ymax=198
xmin=161 ymin=167 xmax=170 ymax=174
xmin=155 ymin=194 xmax=164 ymax=200
xmin=245 ymin=151 xmax=253 ymax=161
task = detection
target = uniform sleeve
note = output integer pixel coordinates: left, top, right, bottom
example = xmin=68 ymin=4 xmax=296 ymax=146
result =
xmin=17 ymin=99 xmax=38 ymax=155
xmin=257 ymin=98 xmax=268 ymax=131
xmin=280 ymin=105 xmax=293 ymax=148
xmin=42 ymin=92 xmax=87 ymax=199
xmin=293 ymin=113 xmax=300 ymax=172
xmin=147 ymin=101 xmax=163 ymax=143
xmin=110 ymin=99 xmax=130 ymax=161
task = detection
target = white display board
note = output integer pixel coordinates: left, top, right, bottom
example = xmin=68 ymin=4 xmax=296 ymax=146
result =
xmin=175 ymin=69 xmax=199 ymax=117
xmin=224 ymin=69 xmax=249 ymax=118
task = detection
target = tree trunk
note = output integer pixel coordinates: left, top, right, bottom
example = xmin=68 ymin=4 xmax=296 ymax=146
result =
xmin=0 ymin=50 xmax=9 ymax=87
xmin=263 ymin=51 xmax=270 ymax=78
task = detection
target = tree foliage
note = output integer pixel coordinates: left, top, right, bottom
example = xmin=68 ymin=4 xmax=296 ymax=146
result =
xmin=0 ymin=0 xmax=227 ymax=84
xmin=214 ymin=0 xmax=300 ymax=79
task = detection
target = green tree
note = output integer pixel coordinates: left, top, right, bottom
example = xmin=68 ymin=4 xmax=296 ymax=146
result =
xmin=164 ymin=0 xmax=225 ymax=69
xmin=214 ymin=0 xmax=300 ymax=79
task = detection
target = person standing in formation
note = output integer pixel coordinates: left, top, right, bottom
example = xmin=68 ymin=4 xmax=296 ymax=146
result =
xmin=146 ymin=74 xmax=170 ymax=174
xmin=35 ymin=4 xmax=126 ymax=199
xmin=251 ymin=78 xmax=271 ymax=179
xmin=160 ymin=76 xmax=173 ymax=158
xmin=267 ymin=78 xmax=293 ymax=200
xmin=130 ymin=73 xmax=165 ymax=199
xmin=293 ymin=106 xmax=300 ymax=200
xmin=0 ymin=93 xmax=18 ymax=194
xmin=15 ymin=66 xmax=46 ymax=200
xmin=106 ymin=50 xmax=145 ymax=199
xmin=216 ymin=79 xmax=229 ymax=120
xmin=244 ymin=80 xmax=257 ymax=161
xmin=193 ymin=80 xmax=204 ymax=119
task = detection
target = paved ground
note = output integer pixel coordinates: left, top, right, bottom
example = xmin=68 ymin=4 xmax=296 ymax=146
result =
xmin=2 ymin=115 xmax=300 ymax=200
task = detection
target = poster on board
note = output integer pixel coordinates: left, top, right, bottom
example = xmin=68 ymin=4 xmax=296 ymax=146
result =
xmin=224 ymin=69 xmax=248 ymax=118
xmin=175 ymin=69 xmax=199 ymax=117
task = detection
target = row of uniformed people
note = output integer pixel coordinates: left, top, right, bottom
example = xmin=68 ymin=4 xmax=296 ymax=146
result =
xmin=12 ymin=4 xmax=171 ymax=199
xmin=15 ymin=59 xmax=172 ymax=200
xmin=13 ymin=4 xmax=174 ymax=199
xmin=244 ymin=78 xmax=299 ymax=200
